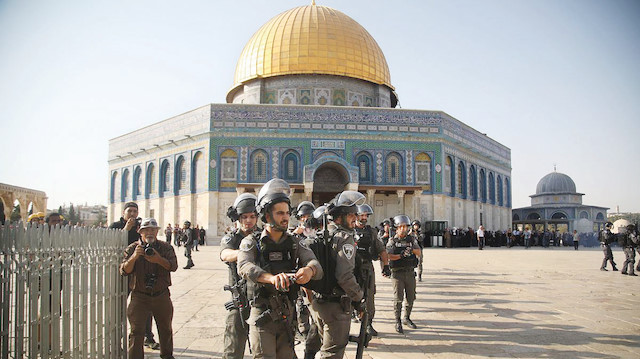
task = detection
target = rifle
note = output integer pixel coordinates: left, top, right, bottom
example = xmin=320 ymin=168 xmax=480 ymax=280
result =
xmin=349 ymin=266 xmax=372 ymax=359
xmin=254 ymin=293 xmax=296 ymax=347
xmin=223 ymin=278 xmax=250 ymax=327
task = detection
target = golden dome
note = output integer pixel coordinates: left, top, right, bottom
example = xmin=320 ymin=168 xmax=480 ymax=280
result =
xmin=227 ymin=4 xmax=394 ymax=103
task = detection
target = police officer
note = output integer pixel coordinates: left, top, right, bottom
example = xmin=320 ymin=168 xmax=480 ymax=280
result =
xmin=237 ymin=179 xmax=323 ymax=359
xmin=292 ymin=201 xmax=317 ymax=336
xmin=182 ymin=221 xmax=195 ymax=269
xmin=220 ymin=193 xmax=259 ymax=359
xmin=354 ymin=203 xmax=389 ymax=337
xmin=386 ymin=215 xmax=421 ymax=334
xmin=600 ymin=222 xmax=618 ymax=271
xmin=378 ymin=220 xmax=393 ymax=246
xmin=620 ymin=224 xmax=638 ymax=276
xmin=410 ymin=220 xmax=424 ymax=282
xmin=120 ymin=218 xmax=178 ymax=359
xmin=309 ymin=191 xmax=366 ymax=359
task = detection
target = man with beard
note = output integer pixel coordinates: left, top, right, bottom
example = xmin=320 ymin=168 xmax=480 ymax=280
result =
xmin=237 ymin=179 xmax=323 ymax=359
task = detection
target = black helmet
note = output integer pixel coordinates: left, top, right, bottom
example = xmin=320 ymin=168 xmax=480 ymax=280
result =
xmin=255 ymin=178 xmax=291 ymax=222
xmin=382 ymin=219 xmax=391 ymax=226
xmin=327 ymin=191 xmax=366 ymax=217
xmin=356 ymin=204 xmax=373 ymax=215
xmin=393 ymin=215 xmax=411 ymax=226
xmin=605 ymin=221 xmax=613 ymax=228
xmin=295 ymin=201 xmax=316 ymax=219
xmin=183 ymin=220 xmax=191 ymax=227
xmin=411 ymin=220 xmax=421 ymax=228
xmin=227 ymin=193 xmax=258 ymax=221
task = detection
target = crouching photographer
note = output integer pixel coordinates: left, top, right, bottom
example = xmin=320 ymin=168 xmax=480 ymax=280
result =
xmin=120 ymin=218 xmax=178 ymax=359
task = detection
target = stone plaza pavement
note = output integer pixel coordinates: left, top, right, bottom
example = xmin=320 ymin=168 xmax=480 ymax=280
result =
xmin=143 ymin=244 xmax=640 ymax=359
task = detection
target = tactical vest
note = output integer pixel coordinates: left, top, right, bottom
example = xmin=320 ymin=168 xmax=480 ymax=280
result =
xmin=600 ymin=229 xmax=613 ymax=245
xmin=248 ymin=234 xmax=298 ymax=301
xmin=389 ymin=236 xmax=418 ymax=269
xmin=303 ymin=229 xmax=340 ymax=298
xmin=355 ymin=226 xmax=376 ymax=261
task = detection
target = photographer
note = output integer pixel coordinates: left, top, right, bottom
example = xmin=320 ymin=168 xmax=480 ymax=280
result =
xmin=120 ymin=218 xmax=178 ymax=359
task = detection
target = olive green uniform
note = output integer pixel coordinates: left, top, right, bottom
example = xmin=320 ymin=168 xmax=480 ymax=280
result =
xmin=386 ymin=235 xmax=420 ymax=323
xmin=238 ymin=230 xmax=322 ymax=359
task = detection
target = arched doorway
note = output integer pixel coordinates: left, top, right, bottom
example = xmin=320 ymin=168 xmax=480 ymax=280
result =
xmin=312 ymin=162 xmax=349 ymax=206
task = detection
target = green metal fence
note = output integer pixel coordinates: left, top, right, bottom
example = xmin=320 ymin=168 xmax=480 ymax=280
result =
xmin=0 ymin=224 xmax=128 ymax=358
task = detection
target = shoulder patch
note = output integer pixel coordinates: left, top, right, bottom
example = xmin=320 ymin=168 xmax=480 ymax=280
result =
xmin=343 ymin=243 xmax=355 ymax=260
xmin=299 ymin=239 xmax=311 ymax=251
xmin=239 ymin=240 xmax=255 ymax=252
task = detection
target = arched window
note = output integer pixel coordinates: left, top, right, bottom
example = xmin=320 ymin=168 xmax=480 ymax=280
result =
xmin=527 ymin=212 xmax=541 ymax=220
xmin=505 ymin=177 xmax=511 ymax=207
xmin=133 ymin=166 xmax=142 ymax=200
xmin=386 ymin=152 xmax=402 ymax=184
xmin=444 ymin=156 xmax=453 ymax=194
xmin=175 ymin=156 xmax=186 ymax=193
xmin=251 ymin=150 xmax=268 ymax=182
xmin=415 ymin=153 xmax=431 ymax=185
xmin=551 ymin=212 xmax=567 ymax=219
xmin=580 ymin=211 xmax=589 ymax=219
xmin=469 ymin=165 xmax=477 ymax=201
xmin=282 ymin=151 xmax=300 ymax=182
xmin=497 ymin=175 xmax=503 ymax=206
xmin=513 ymin=214 xmax=520 ymax=221
xmin=192 ymin=151 xmax=206 ymax=192
xmin=480 ymin=169 xmax=487 ymax=203
xmin=160 ymin=160 xmax=171 ymax=195
xmin=110 ymin=172 xmax=118 ymax=204
xmin=146 ymin=163 xmax=156 ymax=198
xmin=596 ymin=213 xmax=605 ymax=220
xmin=121 ymin=169 xmax=130 ymax=202
xmin=488 ymin=172 xmax=495 ymax=205
xmin=457 ymin=161 xmax=466 ymax=198
xmin=356 ymin=152 xmax=373 ymax=183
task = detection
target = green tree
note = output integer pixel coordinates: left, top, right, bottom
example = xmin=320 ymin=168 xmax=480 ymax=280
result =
xmin=10 ymin=204 xmax=21 ymax=221
xmin=68 ymin=203 xmax=77 ymax=224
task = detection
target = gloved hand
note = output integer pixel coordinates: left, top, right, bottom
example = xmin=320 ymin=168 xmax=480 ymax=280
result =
xmin=352 ymin=298 xmax=365 ymax=313
xmin=402 ymin=247 xmax=412 ymax=257
xmin=382 ymin=264 xmax=391 ymax=277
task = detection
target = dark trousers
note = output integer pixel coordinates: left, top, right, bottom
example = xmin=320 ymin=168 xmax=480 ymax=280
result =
xmin=127 ymin=291 xmax=174 ymax=359
xmin=478 ymin=237 xmax=485 ymax=250
xmin=621 ymin=247 xmax=636 ymax=274
xmin=601 ymin=244 xmax=616 ymax=270
xmin=574 ymin=241 xmax=579 ymax=250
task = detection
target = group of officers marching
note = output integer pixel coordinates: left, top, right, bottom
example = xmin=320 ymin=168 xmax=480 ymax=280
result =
xmin=219 ymin=178 xmax=423 ymax=359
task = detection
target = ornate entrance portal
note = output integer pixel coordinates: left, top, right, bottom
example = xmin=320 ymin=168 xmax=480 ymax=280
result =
xmin=312 ymin=163 xmax=349 ymax=206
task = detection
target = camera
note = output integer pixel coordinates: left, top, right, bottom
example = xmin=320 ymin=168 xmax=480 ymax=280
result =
xmin=144 ymin=273 xmax=157 ymax=290
xmin=143 ymin=243 xmax=155 ymax=256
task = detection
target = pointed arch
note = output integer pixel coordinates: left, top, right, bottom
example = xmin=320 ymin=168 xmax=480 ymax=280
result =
xmin=282 ymin=150 xmax=301 ymax=182
xmin=133 ymin=166 xmax=142 ymax=200
xmin=457 ymin=161 xmax=467 ymax=198
xmin=480 ymin=169 xmax=487 ymax=203
xmin=250 ymin=150 xmax=268 ymax=182
xmin=385 ymin=152 xmax=403 ymax=184
xmin=121 ymin=169 xmax=130 ymax=202
xmin=160 ymin=159 xmax=171 ymax=196
xmin=356 ymin=151 xmax=373 ymax=184
xmin=146 ymin=163 xmax=157 ymax=198
xmin=488 ymin=172 xmax=495 ymax=205
xmin=110 ymin=171 xmax=118 ymax=204
xmin=192 ymin=151 xmax=206 ymax=192
xmin=497 ymin=174 xmax=503 ymax=206
xmin=469 ymin=165 xmax=477 ymax=201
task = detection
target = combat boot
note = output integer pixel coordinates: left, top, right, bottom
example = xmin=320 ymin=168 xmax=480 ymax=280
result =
xmin=395 ymin=320 xmax=403 ymax=333
xmin=402 ymin=317 xmax=417 ymax=329
xmin=367 ymin=324 xmax=378 ymax=336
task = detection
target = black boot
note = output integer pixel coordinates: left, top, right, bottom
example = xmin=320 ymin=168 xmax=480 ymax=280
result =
xmin=403 ymin=317 xmax=417 ymax=329
xmin=367 ymin=324 xmax=378 ymax=336
xmin=395 ymin=320 xmax=403 ymax=333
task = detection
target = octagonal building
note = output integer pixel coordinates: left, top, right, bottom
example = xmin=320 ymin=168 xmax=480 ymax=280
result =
xmin=108 ymin=3 xmax=512 ymax=241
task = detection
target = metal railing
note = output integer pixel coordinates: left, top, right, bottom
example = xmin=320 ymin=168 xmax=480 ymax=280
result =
xmin=0 ymin=223 xmax=128 ymax=358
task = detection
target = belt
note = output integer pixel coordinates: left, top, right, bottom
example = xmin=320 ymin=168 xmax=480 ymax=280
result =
xmin=133 ymin=289 xmax=168 ymax=297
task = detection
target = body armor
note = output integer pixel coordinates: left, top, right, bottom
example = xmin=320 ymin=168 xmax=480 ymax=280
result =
xmin=304 ymin=229 xmax=340 ymax=298
xmin=248 ymin=234 xmax=298 ymax=301
xmin=354 ymin=226 xmax=376 ymax=261
xmin=389 ymin=236 xmax=418 ymax=269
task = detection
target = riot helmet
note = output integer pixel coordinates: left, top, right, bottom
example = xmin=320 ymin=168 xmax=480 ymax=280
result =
xmin=183 ymin=220 xmax=191 ymax=227
xmin=394 ymin=215 xmax=411 ymax=227
xmin=605 ymin=221 xmax=613 ymax=229
xmin=227 ymin=193 xmax=258 ymax=221
xmin=295 ymin=201 xmax=316 ymax=220
xmin=411 ymin=220 xmax=421 ymax=228
xmin=255 ymin=178 xmax=292 ymax=224
xmin=356 ymin=204 xmax=374 ymax=215
xmin=327 ymin=191 xmax=366 ymax=217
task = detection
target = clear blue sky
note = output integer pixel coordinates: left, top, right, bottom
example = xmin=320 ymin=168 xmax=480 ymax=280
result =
xmin=1 ymin=0 xmax=639 ymax=213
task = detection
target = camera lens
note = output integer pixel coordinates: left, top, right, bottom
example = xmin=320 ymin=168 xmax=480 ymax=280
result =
xmin=144 ymin=244 xmax=154 ymax=256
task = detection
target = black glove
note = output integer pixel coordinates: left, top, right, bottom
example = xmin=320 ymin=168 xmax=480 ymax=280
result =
xmin=382 ymin=265 xmax=391 ymax=277
xmin=352 ymin=299 xmax=365 ymax=312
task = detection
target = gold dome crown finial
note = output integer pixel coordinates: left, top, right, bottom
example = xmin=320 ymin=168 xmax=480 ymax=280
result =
xmin=312 ymin=0 xmax=316 ymax=5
